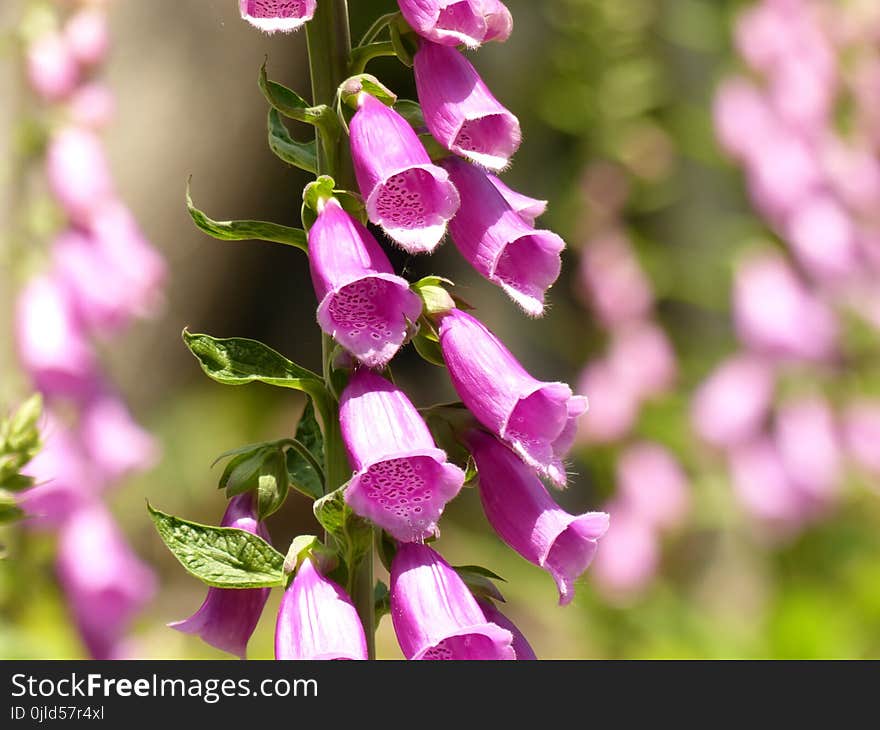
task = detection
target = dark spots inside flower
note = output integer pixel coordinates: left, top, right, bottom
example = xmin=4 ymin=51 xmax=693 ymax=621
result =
xmin=360 ymin=457 xmax=434 ymax=520
xmin=328 ymin=278 xmax=396 ymax=345
xmin=376 ymin=169 xmax=430 ymax=229
xmin=248 ymin=0 xmax=305 ymax=17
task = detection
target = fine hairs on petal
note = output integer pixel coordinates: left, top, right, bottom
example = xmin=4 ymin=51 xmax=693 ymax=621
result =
xmin=239 ymin=0 xmax=317 ymax=34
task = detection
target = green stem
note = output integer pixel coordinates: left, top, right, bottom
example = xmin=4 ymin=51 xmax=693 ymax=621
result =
xmin=306 ymin=1 xmax=375 ymax=660
xmin=357 ymin=11 xmax=399 ymax=47
xmin=350 ymin=41 xmax=398 ymax=76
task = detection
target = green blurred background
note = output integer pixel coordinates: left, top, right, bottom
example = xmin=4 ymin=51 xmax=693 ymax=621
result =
xmin=2 ymin=0 xmax=880 ymax=659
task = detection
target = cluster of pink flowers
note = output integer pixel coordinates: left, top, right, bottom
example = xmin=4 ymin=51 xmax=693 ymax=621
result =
xmin=16 ymin=0 xmax=165 ymax=658
xmin=181 ymin=0 xmax=608 ymax=660
xmin=704 ymin=0 xmax=880 ymax=536
xmin=572 ymin=169 xmax=690 ymax=601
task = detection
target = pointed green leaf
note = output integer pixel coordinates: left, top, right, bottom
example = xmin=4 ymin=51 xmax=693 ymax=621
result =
xmin=259 ymin=60 xmax=329 ymax=126
xmin=0 ymin=491 xmax=24 ymax=525
xmin=0 ymin=474 xmax=35 ymax=492
xmin=286 ymin=400 xmax=325 ymax=501
xmin=256 ymin=449 xmax=289 ymax=521
xmin=268 ymin=109 xmax=318 ymax=173
xmin=148 ymin=503 xmax=285 ymax=588
xmin=314 ymin=484 xmax=372 ymax=568
xmin=186 ymin=181 xmax=307 ymax=252
xmin=453 ymin=565 xmax=506 ymax=603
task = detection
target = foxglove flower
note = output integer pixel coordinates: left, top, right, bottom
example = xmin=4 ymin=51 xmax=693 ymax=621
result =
xmin=170 ymin=495 xmax=271 ymax=659
xmin=477 ymin=600 xmax=537 ymax=660
xmin=691 ymin=354 xmax=775 ymax=449
xmin=64 ymin=8 xmax=110 ymax=67
xmin=728 ymin=439 xmax=806 ymax=528
xmin=46 ymin=127 xmax=115 ymax=223
xmin=414 ymin=43 xmax=521 ymax=171
xmin=785 ymin=194 xmax=860 ymax=283
xmin=774 ymin=398 xmax=841 ymax=503
xmin=68 ymin=82 xmax=116 ymax=131
xmin=350 ymin=94 xmax=460 ymax=254
xmin=239 ymin=0 xmax=316 ymax=34
xmin=591 ymin=503 xmax=659 ymax=600
xmin=606 ymin=321 xmax=677 ymax=401
xmin=339 ymin=370 xmax=464 ymax=542
xmin=843 ymin=401 xmax=880 ymax=478
xmin=15 ymin=274 xmax=98 ymax=399
xmin=275 ymin=558 xmax=367 ymax=660
xmin=488 ymin=175 xmax=547 ymax=226
xmin=468 ymin=431 xmax=608 ymax=605
xmin=390 ymin=543 xmax=515 ymax=660
xmin=575 ymin=360 xmax=639 ymax=445
xmin=397 ymin=0 xmax=512 ymax=49
xmin=616 ymin=442 xmax=690 ymax=531
xmin=442 ymin=158 xmax=563 ymax=316
xmin=57 ymin=503 xmax=155 ymax=659
xmin=80 ymin=395 xmax=159 ymax=481
xmin=26 ymin=32 xmax=79 ymax=102
xmin=439 ymin=309 xmax=585 ymax=486
xmin=308 ymin=199 xmax=422 ymax=368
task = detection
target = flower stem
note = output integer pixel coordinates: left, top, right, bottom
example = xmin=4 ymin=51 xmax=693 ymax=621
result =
xmin=306 ymin=0 xmax=375 ymax=660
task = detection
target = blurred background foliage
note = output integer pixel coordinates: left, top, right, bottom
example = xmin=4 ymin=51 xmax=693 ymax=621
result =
xmin=1 ymin=0 xmax=879 ymax=659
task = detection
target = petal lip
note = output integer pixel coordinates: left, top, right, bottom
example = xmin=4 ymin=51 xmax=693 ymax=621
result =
xmin=238 ymin=0 xmax=316 ymax=33
xmin=411 ymin=623 xmax=516 ymax=661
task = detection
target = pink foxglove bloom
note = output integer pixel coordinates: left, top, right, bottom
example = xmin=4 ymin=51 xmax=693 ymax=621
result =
xmin=170 ymin=495 xmax=271 ymax=659
xmin=80 ymin=395 xmax=158 ymax=481
xmin=478 ymin=600 xmax=537 ymax=660
xmin=746 ymin=133 xmax=822 ymax=221
xmin=339 ymin=370 xmax=465 ymax=542
xmin=414 ymin=43 xmax=521 ymax=171
xmin=575 ymin=360 xmax=639 ymax=445
xmin=691 ymin=354 xmax=775 ymax=449
xmin=713 ymin=77 xmax=774 ymax=162
xmin=19 ymin=416 xmax=97 ymax=529
xmin=591 ymin=504 xmax=659 ymax=600
xmin=397 ymin=0 xmax=512 ymax=49
xmin=57 ymin=503 xmax=155 ymax=659
xmin=785 ymin=194 xmax=859 ymax=283
xmin=308 ymin=199 xmax=422 ymax=368
xmin=606 ymin=321 xmax=677 ymax=401
xmin=822 ymin=137 xmax=880 ymax=215
xmin=239 ymin=0 xmax=316 ymax=34
xmin=15 ymin=275 xmax=97 ymax=399
xmin=64 ymin=8 xmax=110 ymax=67
xmin=728 ymin=439 xmax=806 ymax=528
xmin=442 ymin=158 xmax=563 ymax=316
xmin=26 ymin=32 xmax=79 ymax=102
xmin=46 ymin=127 xmax=114 ymax=223
xmin=774 ymin=398 xmax=841 ymax=503
xmin=68 ymin=82 xmax=116 ymax=130
xmin=440 ymin=309 xmax=586 ymax=486
xmin=616 ymin=442 xmax=690 ymax=531
xmin=578 ymin=231 xmax=654 ymax=328
xmin=350 ymin=94 xmax=460 ymax=254
xmin=275 ymin=557 xmax=367 ymax=660
xmin=468 ymin=431 xmax=609 ymax=605
xmin=488 ymin=175 xmax=547 ymax=226
xmin=842 ymin=401 xmax=880 ymax=478
xmin=734 ymin=252 xmax=838 ymax=362
xmin=390 ymin=543 xmax=515 ymax=660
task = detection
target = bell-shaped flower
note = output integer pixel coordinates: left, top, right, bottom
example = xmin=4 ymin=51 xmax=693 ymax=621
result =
xmin=468 ymin=431 xmax=609 ymax=605
xmin=68 ymin=82 xmax=116 ymax=131
xmin=339 ymin=370 xmax=465 ymax=542
xmin=488 ymin=175 xmax=547 ymax=226
xmin=390 ymin=542 xmax=515 ymax=660
xmin=64 ymin=8 xmax=110 ymax=67
xmin=616 ymin=442 xmax=690 ymax=531
xmin=439 ymin=308 xmax=585 ymax=486
xmin=275 ymin=557 xmax=367 ymax=660
xmin=350 ymin=94 xmax=460 ymax=254
xmin=46 ymin=128 xmax=115 ymax=223
xmin=169 ymin=495 xmax=271 ymax=659
xmin=15 ymin=274 xmax=98 ymax=400
xmin=477 ymin=600 xmax=537 ymax=660
xmin=414 ymin=42 xmax=521 ymax=171
xmin=80 ymin=394 xmax=159 ymax=481
xmin=26 ymin=32 xmax=79 ymax=102
xmin=308 ymin=199 xmax=422 ymax=368
xmin=590 ymin=502 xmax=659 ymax=601
xmin=397 ymin=0 xmax=512 ymax=48
xmin=57 ymin=503 xmax=156 ymax=659
xmin=843 ymin=400 xmax=880 ymax=478
xmin=239 ymin=0 xmax=316 ymax=34
xmin=442 ymin=158 xmax=563 ymax=316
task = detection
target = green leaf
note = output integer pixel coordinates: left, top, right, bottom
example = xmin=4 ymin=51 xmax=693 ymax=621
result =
xmin=282 ymin=534 xmax=321 ymax=577
xmin=256 ymin=449 xmax=290 ymax=521
xmin=412 ymin=276 xmax=456 ymax=317
xmin=259 ymin=60 xmax=329 ymax=126
xmin=6 ymin=393 xmax=42 ymax=453
xmin=182 ymin=330 xmax=327 ymax=405
xmin=313 ymin=484 xmax=372 ymax=570
xmin=0 ymin=474 xmax=35 ymax=492
xmin=413 ymin=329 xmax=446 ymax=368
xmin=374 ymin=580 xmax=390 ymax=621
xmin=286 ymin=400 xmax=325 ymax=501
xmin=390 ymin=21 xmax=417 ymax=68
xmin=454 ymin=565 xmax=507 ymax=603
xmin=220 ymin=446 xmax=274 ymax=495
xmin=186 ymin=180 xmax=307 ymax=252
xmin=148 ymin=503 xmax=285 ymax=588
xmin=268 ymin=109 xmax=318 ymax=174
xmin=0 ymin=491 xmax=24 ymax=525
xmin=339 ymin=73 xmax=397 ymax=110
xmin=394 ymin=99 xmax=425 ymax=129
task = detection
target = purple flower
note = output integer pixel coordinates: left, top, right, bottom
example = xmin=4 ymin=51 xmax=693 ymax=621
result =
xmin=64 ymin=8 xmax=109 ymax=67
xmin=15 ymin=274 xmax=98 ymax=399
xmin=308 ymin=199 xmax=422 ymax=368
xmin=606 ymin=321 xmax=677 ymax=402
xmin=774 ymin=397 xmax=841 ymax=503
xmin=442 ymin=158 xmax=563 ymax=316
xmin=439 ymin=309 xmax=586 ymax=486
xmin=591 ymin=502 xmax=658 ymax=601
xmin=275 ymin=557 xmax=367 ymax=660
xmin=468 ymin=431 xmax=608 ymax=605
xmin=390 ymin=542 xmax=515 ymax=660
xmin=616 ymin=442 xmax=690 ymax=531
xmin=397 ymin=0 xmax=512 ymax=49
xmin=784 ymin=194 xmax=860 ymax=283
xmin=414 ymin=43 xmax=521 ymax=171
xmin=170 ymin=495 xmax=271 ymax=659
xmin=691 ymin=354 xmax=776 ymax=449
xmin=843 ymin=401 xmax=880 ymax=479
xmin=488 ymin=175 xmax=547 ymax=226
xmin=239 ymin=0 xmax=316 ymax=34
xmin=575 ymin=360 xmax=639 ymax=445
xmin=80 ymin=394 xmax=159 ymax=481
xmin=350 ymin=94 xmax=460 ymax=254
xmin=57 ymin=503 xmax=156 ymax=659
xmin=68 ymin=82 xmax=116 ymax=131
xmin=26 ymin=32 xmax=78 ymax=102
xmin=339 ymin=370 xmax=464 ymax=542
xmin=478 ymin=600 xmax=537 ymax=660
xmin=46 ymin=127 xmax=115 ymax=223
